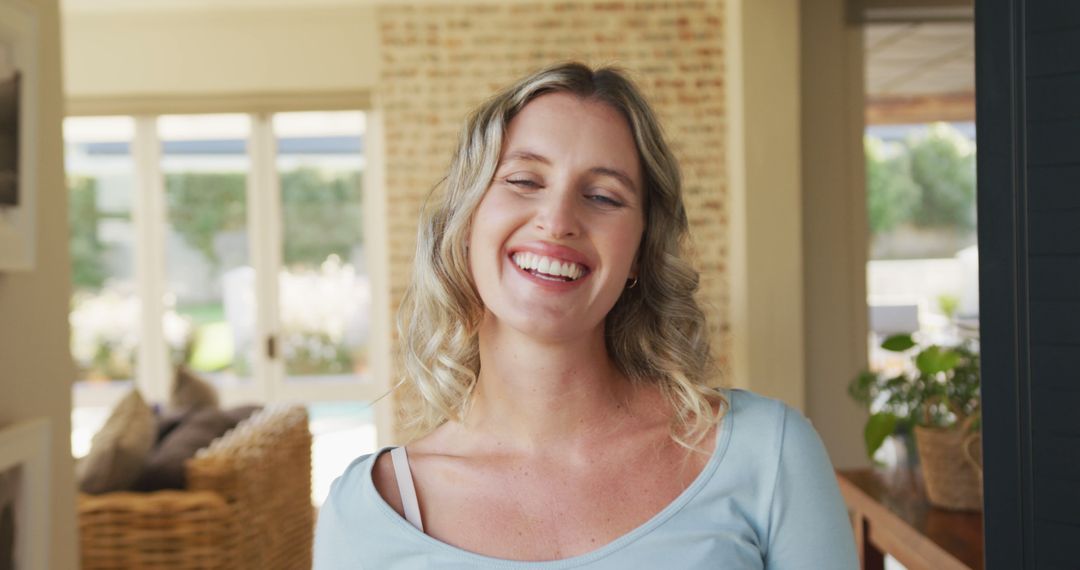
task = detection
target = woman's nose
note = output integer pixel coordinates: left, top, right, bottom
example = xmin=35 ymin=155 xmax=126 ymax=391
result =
xmin=534 ymin=189 xmax=581 ymax=239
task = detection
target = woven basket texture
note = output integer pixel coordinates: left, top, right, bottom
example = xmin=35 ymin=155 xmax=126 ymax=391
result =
xmin=914 ymin=425 xmax=983 ymax=512
xmin=78 ymin=405 xmax=314 ymax=569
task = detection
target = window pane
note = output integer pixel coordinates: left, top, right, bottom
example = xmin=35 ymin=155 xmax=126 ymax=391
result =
xmin=863 ymin=122 xmax=980 ymax=465
xmin=160 ymin=114 xmax=255 ymax=386
xmin=865 ymin=122 xmax=978 ymax=371
xmin=273 ymin=111 xmax=368 ymax=382
xmin=65 ymin=116 xmax=139 ymax=383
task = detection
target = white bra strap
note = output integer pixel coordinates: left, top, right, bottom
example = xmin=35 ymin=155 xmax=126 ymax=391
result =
xmin=390 ymin=446 xmax=424 ymax=532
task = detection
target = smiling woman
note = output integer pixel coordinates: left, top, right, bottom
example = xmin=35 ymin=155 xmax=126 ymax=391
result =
xmin=314 ymin=62 xmax=857 ymax=569
xmin=468 ymin=92 xmax=645 ymax=344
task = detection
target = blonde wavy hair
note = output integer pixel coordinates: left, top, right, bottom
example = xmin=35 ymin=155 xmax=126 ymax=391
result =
xmin=396 ymin=62 xmax=726 ymax=451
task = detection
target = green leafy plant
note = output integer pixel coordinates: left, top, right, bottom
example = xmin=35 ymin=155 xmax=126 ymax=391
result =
xmin=849 ymin=333 xmax=980 ymax=461
xmin=937 ymin=294 xmax=960 ymax=319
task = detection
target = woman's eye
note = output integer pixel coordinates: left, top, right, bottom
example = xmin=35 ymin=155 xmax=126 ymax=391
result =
xmin=507 ymin=179 xmax=540 ymax=189
xmin=587 ymin=194 xmax=624 ymax=208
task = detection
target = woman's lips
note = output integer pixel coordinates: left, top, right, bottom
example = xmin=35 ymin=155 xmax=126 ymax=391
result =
xmin=507 ymin=253 xmax=590 ymax=291
xmin=507 ymin=242 xmax=593 ymax=272
xmin=510 ymin=251 xmax=588 ymax=280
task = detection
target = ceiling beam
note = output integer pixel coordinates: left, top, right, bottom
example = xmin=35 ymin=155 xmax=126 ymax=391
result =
xmin=849 ymin=0 xmax=973 ymax=23
xmin=865 ymin=92 xmax=975 ymax=125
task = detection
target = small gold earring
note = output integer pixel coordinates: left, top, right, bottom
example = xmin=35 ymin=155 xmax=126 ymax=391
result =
xmin=626 ymin=276 xmax=638 ymax=289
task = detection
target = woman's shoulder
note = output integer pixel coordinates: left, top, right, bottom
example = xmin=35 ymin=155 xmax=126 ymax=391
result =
xmin=321 ymin=447 xmax=391 ymax=517
xmin=722 ymin=387 xmax=790 ymax=430
xmin=315 ymin=448 xmax=397 ymax=567
xmin=719 ymin=388 xmax=825 ymax=469
xmin=339 ymin=448 xmax=384 ymax=482
xmin=717 ymin=389 xmax=855 ymax=566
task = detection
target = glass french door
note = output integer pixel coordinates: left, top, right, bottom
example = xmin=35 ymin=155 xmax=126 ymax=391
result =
xmin=68 ymin=111 xmax=384 ymax=410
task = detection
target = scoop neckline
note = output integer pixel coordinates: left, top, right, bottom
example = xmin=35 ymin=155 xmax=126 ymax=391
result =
xmin=361 ymin=388 xmax=737 ymax=568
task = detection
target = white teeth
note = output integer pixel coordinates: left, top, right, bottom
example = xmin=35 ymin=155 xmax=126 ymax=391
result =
xmin=511 ymin=252 xmax=587 ymax=281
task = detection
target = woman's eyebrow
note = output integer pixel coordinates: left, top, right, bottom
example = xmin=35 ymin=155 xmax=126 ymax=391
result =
xmin=500 ymin=150 xmax=550 ymax=165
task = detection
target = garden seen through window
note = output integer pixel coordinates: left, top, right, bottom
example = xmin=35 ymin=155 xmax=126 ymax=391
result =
xmin=864 ymin=121 xmax=978 ymax=467
xmin=66 ymin=111 xmax=379 ymax=506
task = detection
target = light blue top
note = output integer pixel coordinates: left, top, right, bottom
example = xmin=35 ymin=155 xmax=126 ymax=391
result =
xmin=314 ymin=389 xmax=858 ymax=569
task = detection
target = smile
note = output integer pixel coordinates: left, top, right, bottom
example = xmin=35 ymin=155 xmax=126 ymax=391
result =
xmin=511 ymin=252 xmax=588 ymax=282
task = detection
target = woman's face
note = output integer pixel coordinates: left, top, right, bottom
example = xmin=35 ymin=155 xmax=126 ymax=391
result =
xmin=468 ymin=92 xmax=645 ymax=342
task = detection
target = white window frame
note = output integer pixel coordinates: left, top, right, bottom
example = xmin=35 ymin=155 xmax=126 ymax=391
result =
xmin=71 ymin=111 xmax=392 ymax=439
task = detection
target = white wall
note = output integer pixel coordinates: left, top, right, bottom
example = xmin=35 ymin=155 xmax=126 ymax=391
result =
xmin=801 ymin=0 xmax=871 ymax=469
xmin=63 ymin=4 xmax=379 ymax=103
xmin=0 ymin=0 xmax=81 ymax=565
xmin=725 ymin=0 xmax=806 ymax=410
xmin=727 ymin=0 xmax=870 ymax=468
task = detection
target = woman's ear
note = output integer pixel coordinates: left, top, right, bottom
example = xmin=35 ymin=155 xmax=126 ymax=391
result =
xmin=625 ymin=262 xmax=640 ymax=289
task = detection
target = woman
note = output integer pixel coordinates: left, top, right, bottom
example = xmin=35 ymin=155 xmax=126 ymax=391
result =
xmin=315 ymin=62 xmax=857 ymax=569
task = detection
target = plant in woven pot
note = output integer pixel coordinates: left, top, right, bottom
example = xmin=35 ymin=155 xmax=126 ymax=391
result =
xmin=849 ymin=333 xmax=982 ymax=511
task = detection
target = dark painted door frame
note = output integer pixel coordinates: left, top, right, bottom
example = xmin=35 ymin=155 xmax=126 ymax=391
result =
xmin=976 ymin=0 xmax=1030 ymax=566
xmin=977 ymin=0 xmax=1080 ymax=567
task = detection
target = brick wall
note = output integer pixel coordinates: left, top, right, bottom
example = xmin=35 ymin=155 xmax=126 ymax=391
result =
xmin=377 ymin=0 xmax=729 ymax=427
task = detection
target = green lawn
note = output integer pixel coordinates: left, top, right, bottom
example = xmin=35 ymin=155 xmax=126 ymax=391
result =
xmin=178 ymin=303 xmax=234 ymax=371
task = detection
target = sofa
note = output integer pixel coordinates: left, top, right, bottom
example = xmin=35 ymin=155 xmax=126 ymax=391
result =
xmin=78 ymin=405 xmax=313 ymax=570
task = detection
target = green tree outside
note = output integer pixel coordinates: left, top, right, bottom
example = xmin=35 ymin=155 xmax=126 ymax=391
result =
xmin=865 ymin=123 xmax=976 ymax=236
xmin=68 ymin=167 xmax=365 ymax=378
xmin=68 ymin=176 xmax=108 ymax=291
xmin=865 ymin=137 xmax=920 ymax=235
xmin=907 ymin=124 xmax=977 ymax=231
xmin=164 ymin=167 xmax=363 ymax=272
xmin=279 ymin=168 xmax=364 ymax=268
xmin=165 ymin=171 xmax=248 ymax=275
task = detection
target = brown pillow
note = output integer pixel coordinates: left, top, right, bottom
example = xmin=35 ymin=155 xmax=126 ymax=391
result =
xmin=169 ymin=365 xmax=219 ymax=413
xmin=132 ymin=405 xmax=261 ymax=491
xmin=153 ymin=408 xmax=190 ymax=446
xmin=76 ymin=389 xmax=156 ymax=494
xmin=221 ymin=405 xmax=262 ymax=427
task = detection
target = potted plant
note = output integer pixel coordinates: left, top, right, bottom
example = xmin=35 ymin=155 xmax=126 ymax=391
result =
xmin=849 ymin=333 xmax=982 ymax=511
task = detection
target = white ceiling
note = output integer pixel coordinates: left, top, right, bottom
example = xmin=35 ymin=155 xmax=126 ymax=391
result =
xmin=865 ymin=22 xmax=974 ymax=98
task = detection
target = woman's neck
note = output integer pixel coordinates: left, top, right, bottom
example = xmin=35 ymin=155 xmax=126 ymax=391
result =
xmin=460 ymin=315 xmax=645 ymax=457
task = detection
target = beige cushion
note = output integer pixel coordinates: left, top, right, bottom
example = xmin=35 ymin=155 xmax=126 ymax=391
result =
xmin=169 ymin=365 xmax=219 ymax=413
xmin=76 ymin=389 xmax=155 ymax=494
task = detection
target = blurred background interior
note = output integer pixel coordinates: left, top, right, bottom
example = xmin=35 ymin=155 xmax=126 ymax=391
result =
xmin=2 ymin=0 xmax=977 ymax=567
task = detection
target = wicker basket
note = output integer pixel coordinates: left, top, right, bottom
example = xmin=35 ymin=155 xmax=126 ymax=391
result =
xmin=79 ymin=405 xmax=313 ymax=570
xmin=914 ymin=425 xmax=983 ymax=511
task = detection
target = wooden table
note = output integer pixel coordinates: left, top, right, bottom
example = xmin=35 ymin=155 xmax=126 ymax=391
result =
xmin=837 ymin=468 xmax=983 ymax=570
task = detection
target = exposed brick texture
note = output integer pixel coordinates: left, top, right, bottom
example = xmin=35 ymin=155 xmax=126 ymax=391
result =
xmin=377 ymin=0 xmax=729 ymax=431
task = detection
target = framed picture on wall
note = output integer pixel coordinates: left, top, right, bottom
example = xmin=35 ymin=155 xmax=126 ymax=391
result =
xmin=0 ymin=0 xmax=38 ymax=271
xmin=0 ymin=418 xmax=51 ymax=570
